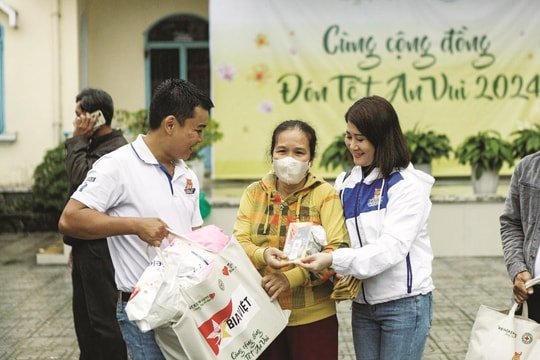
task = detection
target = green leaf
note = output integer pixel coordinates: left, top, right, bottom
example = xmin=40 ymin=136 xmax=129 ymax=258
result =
xmin=319 ymin=134 xmax=353 ymax=171
xmin=404 ymin=125 xmax=452 ymax=164
xmin=32 ymin=142 xmax=68 ymax=213
xmin=510 ymin=124 xmax=540 ymax=159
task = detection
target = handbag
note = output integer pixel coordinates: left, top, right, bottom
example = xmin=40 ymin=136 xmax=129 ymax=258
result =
xmin=158 ymin=231 xmax=290 ymax=360
xmin=465 ymin=301 xmax=540 ymax=359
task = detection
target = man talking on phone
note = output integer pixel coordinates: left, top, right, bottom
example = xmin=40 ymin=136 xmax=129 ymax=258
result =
xmin=63 ymin=88 xmax=128 ymax=360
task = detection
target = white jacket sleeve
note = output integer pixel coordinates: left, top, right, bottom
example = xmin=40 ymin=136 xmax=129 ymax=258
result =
xmin=331 ymin=177 xmax=431 ymax=278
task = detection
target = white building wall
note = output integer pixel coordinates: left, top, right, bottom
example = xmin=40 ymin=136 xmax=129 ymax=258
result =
xmin=205 ymin=198 xmax=506 ymax=258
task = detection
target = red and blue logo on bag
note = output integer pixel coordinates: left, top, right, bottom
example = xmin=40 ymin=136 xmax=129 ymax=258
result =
xmin=198 ymin=285 xmax=263 ymax=355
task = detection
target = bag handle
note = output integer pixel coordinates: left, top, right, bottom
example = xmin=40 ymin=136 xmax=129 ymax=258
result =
xmin=145 ymin=228 xmax=209 ymax=266
xmin=509 ymin=301 xmax=529 ymax=319
xmin=522 ymin=301 xmax=529 ymax=318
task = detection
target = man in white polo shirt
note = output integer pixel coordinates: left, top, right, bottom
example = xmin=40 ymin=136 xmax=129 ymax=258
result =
xmin=59 ymin=78 xmax=214 ymax=360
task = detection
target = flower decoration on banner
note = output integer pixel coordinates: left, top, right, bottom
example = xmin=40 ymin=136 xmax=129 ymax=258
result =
xmin=257 ymin=100 xmax=274 ymax=114
xmin=255 ymin=33 xmax=269 ymax=48
xmin=288 ymin=31 xmax=298 ymax=55
xmin=248 ymin=64 xmax=271 ymax=86
xmin=216 ymin=62 xmax=236 ymax=82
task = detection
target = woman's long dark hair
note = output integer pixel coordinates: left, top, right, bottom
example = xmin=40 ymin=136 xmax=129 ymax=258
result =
xmin=345 ymin=96 xmax=410 ymax=178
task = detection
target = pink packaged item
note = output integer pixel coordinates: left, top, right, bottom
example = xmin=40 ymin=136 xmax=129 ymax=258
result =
xmin=168 ymin=224 xmax=229 ymax=252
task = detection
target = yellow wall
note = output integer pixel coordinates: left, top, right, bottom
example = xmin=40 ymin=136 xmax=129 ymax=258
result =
xmin=0 ymin=0 xmax=78 ymax=187
xmin=0 ymin=0 xmax=208 ymax=188
xmin=84 ymin=0 xmax=208 ymax=111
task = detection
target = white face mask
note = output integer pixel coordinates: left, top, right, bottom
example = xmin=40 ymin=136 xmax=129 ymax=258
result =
xmin=272 ymin=157 xmax=310 ymax=185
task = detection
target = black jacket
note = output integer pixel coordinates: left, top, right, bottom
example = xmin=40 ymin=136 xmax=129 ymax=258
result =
xmin=63 ymin=129 xmax=127 ymax=245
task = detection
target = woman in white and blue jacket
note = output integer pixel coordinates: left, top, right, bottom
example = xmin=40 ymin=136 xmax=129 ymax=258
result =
xmin=298 ymin=96 xmax=435 ymax=360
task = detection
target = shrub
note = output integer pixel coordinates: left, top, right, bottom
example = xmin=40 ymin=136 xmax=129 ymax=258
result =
xmin=32 ymin=142 xmax=68 ymax=213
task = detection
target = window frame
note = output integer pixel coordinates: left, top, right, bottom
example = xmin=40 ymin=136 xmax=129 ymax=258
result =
xmin=143 ymin=14 xmax=209 ymax=108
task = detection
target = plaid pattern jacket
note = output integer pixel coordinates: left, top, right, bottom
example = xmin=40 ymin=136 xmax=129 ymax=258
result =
xmin=233 ymin=172 xmax=350 ymax=325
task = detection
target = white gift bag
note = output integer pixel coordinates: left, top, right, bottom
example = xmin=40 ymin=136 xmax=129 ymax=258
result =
xmin=125 ymin=226 xmax=226 ymax=332
xmin=163 ymin=234 xmax=290 ymax=360
xmin=465 ymin=301 xmax=540 ymax=359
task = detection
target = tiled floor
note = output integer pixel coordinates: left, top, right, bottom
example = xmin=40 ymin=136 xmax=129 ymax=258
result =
xmin=0 ymin=232 xmax=514 ymax=359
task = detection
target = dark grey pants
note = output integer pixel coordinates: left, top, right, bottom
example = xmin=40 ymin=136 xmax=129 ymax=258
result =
xmin=71 ymin=240 xmax=127 ymax=360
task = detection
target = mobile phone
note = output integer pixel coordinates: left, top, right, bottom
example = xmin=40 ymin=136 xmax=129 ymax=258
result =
xmin=90 ymin=110 xmax=106 ymax=131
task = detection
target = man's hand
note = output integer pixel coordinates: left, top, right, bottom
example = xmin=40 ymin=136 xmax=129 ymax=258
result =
xmin=73 ymin=112 xmax=97 ymax=138
xmin=261 ymin=272 xmax=290 ymax=302
xmin=513 ymin=271 xmax=534 ymax=304
xmin=135 ymin=218 xmax=170 ymax=247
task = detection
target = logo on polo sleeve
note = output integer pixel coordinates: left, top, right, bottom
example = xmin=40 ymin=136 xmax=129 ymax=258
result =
xmin=184 ymin=178 xmax=196 ymax=195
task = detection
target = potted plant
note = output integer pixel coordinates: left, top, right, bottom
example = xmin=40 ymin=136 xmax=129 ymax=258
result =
xmin=404 ymin=125 xmax=452 ymax=174
xmin=319 ymin=134 xmax=353 ymax=172
xmin=510 ymin=123 xmax=540 ymax=160
xmin=454 ymin=130 xmax=514 ymax=194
